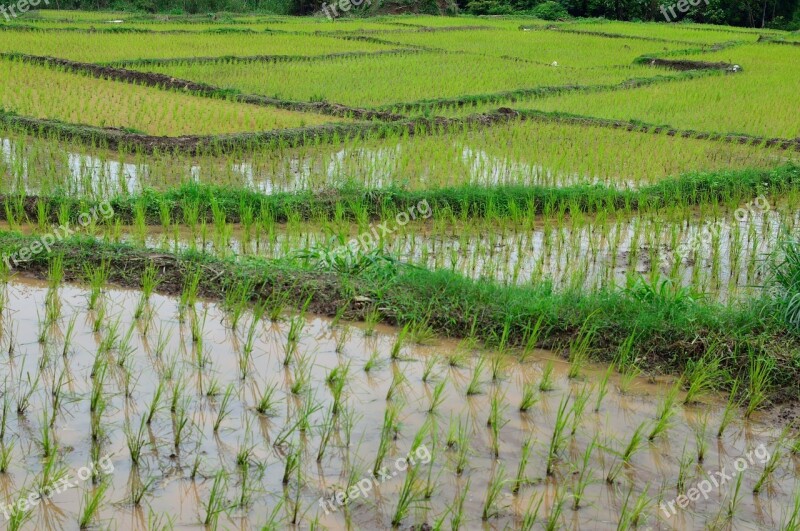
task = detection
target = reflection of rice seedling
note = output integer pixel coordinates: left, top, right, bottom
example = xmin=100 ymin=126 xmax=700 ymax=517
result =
xmin=481 ymin=464 xmax=506 ymax=521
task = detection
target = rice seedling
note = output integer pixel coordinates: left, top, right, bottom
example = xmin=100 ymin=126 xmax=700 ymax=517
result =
xmin=392 ymin=461 xmax=422 ymax=526
xmin=79 ymin=481 xmax=109 ymax=529
xmin=594 ymin=365 xmax=613 ymax=412
xmin=726 ymin=472 xmax=745 ymax=520
xmin=520 ymin=493 xmax=543 ymax=531
xmin=753 ymin=444 xmax=782 ymax=494
xmin=519 ymin=381 xmax=539 ymax=412
xmin=683 ymin=346 xmax=726 ymax=404
xmin=421 ymin=354 xmax=439 ymax=382
xmin=202 ymin=470 xmax=229 ymax=527
xmin=487 ymin=390 xmax=509 ymax=458
xmin=512 ymin=437 xmax=532 ymax=494
xmin=745 ymin=352 xmax=774 ymax=417
xmin=569 ymin=384 xmax=591 ymax=436
xmin=567 ymin=316 xmax=596 ymax=379
xmin=544 ymin=485 xmax=567 ymax=531
xmin=546 ymin=395 xmax=572 ymax=476
xmin=676 ymin=441 xmax=693 ymax=494
xmin=255 ymin=381 xmax=281 ymax=416
xmin=481 ymin=464 xmax=506 ymax=521
xmin=539 ymin=361 xmax=556 ymax=392
xmin=617 ymin=483 xmax=652 ymax=530
xmin=465 ymin=355 xmax=486 ymax=396
xmin=717 ymin=380 xmax=741 ymax=438
xmin=694 ymin=414 xmax=709 ymax=463
xmin=572 ymin=436 xmax=597 ymax=509
xmin=126 ymin=417 xmax=148 ymax=466
xmin=648 ymin=380 xmax=681 ymax=441
xmin=607 ymin=421 xmax=648 ymax=484
xmin=428 ymin=378 xmax=447 ymax=414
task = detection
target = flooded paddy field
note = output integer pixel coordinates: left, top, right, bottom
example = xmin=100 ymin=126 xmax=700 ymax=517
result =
xmin=0 ymin=278 xmax=797 ymax=530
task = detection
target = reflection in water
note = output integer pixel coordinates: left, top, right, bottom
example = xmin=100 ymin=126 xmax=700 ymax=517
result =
xmin=0 ymin=278 xmax=793 ymax=530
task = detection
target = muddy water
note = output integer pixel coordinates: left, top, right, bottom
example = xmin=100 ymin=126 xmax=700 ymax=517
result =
xmin=0 ymin=278 xmax=795 ymax=530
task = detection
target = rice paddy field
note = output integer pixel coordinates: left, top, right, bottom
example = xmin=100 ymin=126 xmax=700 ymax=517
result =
xmin=0 ymin=10 xmax=799 ymax=531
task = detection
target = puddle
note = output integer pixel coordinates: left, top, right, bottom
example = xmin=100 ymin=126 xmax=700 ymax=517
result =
xmin=0 ymin=277 xmax=795 ymax=529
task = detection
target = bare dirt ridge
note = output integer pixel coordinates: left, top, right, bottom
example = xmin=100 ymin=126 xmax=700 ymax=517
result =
xmin=0 ymin=107 xmax=519 ymax=154
xmin=516 ymin=110 xmax=800 ymax=151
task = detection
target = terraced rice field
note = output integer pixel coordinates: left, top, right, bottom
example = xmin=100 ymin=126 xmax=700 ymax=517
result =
xmin=0 ymin=11 xmax=798 ymax=531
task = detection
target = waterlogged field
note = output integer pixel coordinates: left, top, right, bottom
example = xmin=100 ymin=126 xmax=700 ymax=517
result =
xmin=0 ymin=11 xmax=798 ymax=531
xmin=0 ymin=277 xmax=795 ymax=530
xmin=1 ymin=120 xmax=794 ymax=196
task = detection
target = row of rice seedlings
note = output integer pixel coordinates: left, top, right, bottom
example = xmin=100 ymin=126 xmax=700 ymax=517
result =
xmin=69 ymin=192 xmax=797 ymax=303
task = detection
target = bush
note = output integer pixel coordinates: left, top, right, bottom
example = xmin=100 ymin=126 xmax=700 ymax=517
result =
xmin=465 ymin=0 xmax=512 ymax=14
xmin=531 ymin=0 xmax=567 ymax=20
